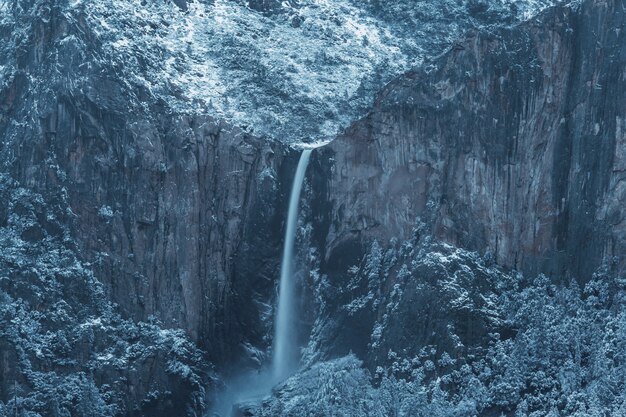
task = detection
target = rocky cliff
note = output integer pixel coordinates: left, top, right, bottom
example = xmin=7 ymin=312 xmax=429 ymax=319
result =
xmin=259 ymin=4 xmax=626 ymax=415
xmin=316 ymin=0 xmax=625 ymax=283
xmin=1 ymin=0 xmax=625 ymax=415
xmin=0 ymin=0 xmax=297 ymax=368
xmin=0 ymin=0 xmax=294 ymax=413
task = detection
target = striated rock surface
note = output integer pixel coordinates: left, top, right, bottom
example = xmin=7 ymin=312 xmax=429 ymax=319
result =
xmin=0 ymin=0 xmax=294 ymax=369
xmin=0 ymin=0 xmax=294 ymax=413
xmin=1 ymin=0 xmax=625 ymax=414
xmin=316 ymin=0 xmax=626 ymax=282
xmin=0 ymin=0 xmax=558 ymax=377
xmin=255 ymin=6 xmax=626 ymax=414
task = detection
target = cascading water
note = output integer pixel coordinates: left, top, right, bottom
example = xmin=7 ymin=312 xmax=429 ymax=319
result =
xmin=211 ymin=148 xmax=315 ymax=416
xmin=272 ymin=148 xmax=312 ymax=381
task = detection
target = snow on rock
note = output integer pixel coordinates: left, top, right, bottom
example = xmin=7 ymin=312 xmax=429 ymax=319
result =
xmin=73 ymin=0 xmax=558 ymax=142
xmin=0 ymin=180 xmax=211 ymax=416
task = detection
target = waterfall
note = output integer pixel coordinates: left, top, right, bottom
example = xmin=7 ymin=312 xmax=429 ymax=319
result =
xmin=272 ymin=148 xmax=312 ymax=381
xmin=209 ymin=148 xmax=317 ymax=416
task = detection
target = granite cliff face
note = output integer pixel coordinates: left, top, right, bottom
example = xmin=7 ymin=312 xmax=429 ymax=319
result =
xmin=1 ymin=0 xmax=625 ymax=415
xmin=292 ymin=0 xmax=626 ymax=404
xmin=0 ymin=1 xmax=293 ymax=413
xmin=257 ymin=5 xmax=626 ymax=415
xmin=0 ymin=0 xmax=557 ymax=375
xmin=0 ymin=0 xmax=295 ymax=370
xmin=315 ymin=0 xmax=625 ymax=284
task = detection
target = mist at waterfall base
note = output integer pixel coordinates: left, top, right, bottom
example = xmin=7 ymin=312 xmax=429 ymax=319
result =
xmin=210 ymin=149 xmax=312 ymax=417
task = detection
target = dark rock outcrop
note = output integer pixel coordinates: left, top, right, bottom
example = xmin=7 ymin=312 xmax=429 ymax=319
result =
xmin=315 ymin=0 xmax=626 ymax=282
xmin=0 ymin=0 xmax=294 ymax=370
xmin=0 ymin=0 xmax=297 ymax=413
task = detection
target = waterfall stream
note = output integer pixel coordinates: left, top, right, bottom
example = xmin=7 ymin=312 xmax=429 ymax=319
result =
xmin=272 ymin=148 xmax=312 ymax=380
xmin=212 ymin=148 xmax=313 ymax=416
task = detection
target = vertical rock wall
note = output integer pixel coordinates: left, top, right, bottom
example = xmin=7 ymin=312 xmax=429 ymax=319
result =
xmin=317 ymin=0 xmax=626 ymax=281
xmin=0 ymin=2 xmax=291 ymax=367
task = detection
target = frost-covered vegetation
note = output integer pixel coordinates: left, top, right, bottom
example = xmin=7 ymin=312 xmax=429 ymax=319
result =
xmin=256 ymin=229 xmax=626 ymax=416
xmin=1 ymin=0 xmax=560 ymax=143
xmin=0 ymin=177 xmax=211 ymax=416
xmin=82 ymin=0 xmax=560 ymax=141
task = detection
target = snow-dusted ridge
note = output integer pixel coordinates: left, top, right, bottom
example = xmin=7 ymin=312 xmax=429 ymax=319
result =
xmin=70 ymin=0 xmax=558 ymax=143
xmin=82 ymin=0 xmax=416 ymax=142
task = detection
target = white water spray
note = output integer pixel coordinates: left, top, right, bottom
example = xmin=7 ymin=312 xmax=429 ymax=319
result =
xmin=272 ymin=149 xmax=312 ymax=381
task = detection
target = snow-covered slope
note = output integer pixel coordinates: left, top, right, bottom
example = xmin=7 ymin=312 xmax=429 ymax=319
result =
xmin=56 ymin=0 xmax=557 ymax=141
